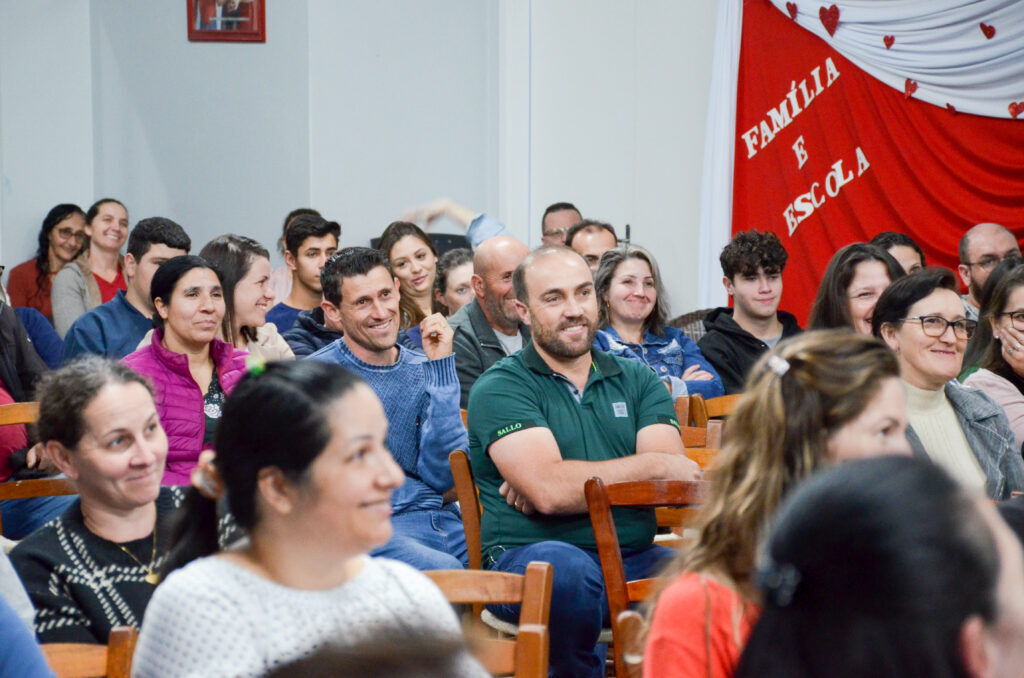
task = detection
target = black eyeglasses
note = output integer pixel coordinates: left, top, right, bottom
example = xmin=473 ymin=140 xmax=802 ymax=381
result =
xmin=902 ymin=315 xmax=976 ymax=339
xmin=996 ymin=310 xmax=1024 ymax=332
xmin=964 ymin=253 xmax=1022 ymax=272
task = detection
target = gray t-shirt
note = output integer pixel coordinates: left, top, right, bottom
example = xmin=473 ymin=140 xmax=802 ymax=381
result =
xmin=495 ymin=330 xmax=524 ymax=356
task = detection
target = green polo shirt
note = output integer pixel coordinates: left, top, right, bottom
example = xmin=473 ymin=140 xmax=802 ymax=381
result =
xmin=467 ymin=342 xmax=680 ymax=557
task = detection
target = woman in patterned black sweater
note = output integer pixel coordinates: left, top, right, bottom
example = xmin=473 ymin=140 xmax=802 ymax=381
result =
xmin=10 ymin=357 xmax=178 ymax=643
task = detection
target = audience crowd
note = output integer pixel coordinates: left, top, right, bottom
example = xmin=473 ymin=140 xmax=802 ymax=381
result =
xmin=1 ymin=196 xmax=1024 ymax=678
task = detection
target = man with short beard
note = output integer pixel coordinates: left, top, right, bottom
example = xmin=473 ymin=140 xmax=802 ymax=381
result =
xmin=466 ymin=245 xmax=701 ymax=678
xmin=449 ymin=235 xmax=531 ymax=407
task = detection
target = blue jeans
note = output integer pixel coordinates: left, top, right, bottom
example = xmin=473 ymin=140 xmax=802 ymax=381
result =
xmin=371 ymin=503 xmax=468 ymax=570
xmin=488 ymin=541 xmax=674 ymax=678
xmin=1 ymin=494 xmax=76 ymax=539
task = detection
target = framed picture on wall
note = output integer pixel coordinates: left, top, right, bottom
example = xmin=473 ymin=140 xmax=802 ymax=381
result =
xmin=187 ymin=0 xmax=265 ymax=43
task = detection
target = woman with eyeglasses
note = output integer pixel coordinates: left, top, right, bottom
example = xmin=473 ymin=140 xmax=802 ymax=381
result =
xmin=964 ymin=265 xmax=1024 ymax=449
xmin=7 ymin=203 xmax=87 ymax=323
xmin=872 ymin=267 xmax=1024 ymax=499
xmin=808 ymin=243 xmax=904 ymax=336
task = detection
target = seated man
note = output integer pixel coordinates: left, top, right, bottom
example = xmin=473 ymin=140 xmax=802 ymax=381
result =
xmin=467 ymin=245 xmax=700 ymax=678
xmin=957 ymin=222 xmax=1021 ymax=322
xmin=699 ymin=230 xmax=802 ymax=393
xmin=308 ymin=247 xmax=468 ymax=570
xmin=61 ymin=217 xmax=190 ymax=363
xmin=265 ymin=214 xmax=339 ymax=333
xmin=450 ymin=235 xmax=531 ymax=407
xmin=566 ymin=220 xmax=617 ymax=274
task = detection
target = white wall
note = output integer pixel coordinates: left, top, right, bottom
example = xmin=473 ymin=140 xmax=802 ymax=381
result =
xmin=0 ymin=0 xmax=95 ymax=265
xmin=89 ymin=0 xmax=311 ymax=259
xmin=0 ymin=0 xmax=721 ymax=319
xmin=307 ymin=0 xmax=499 ymax=249
xmin=498 ymin=0 xmax=719 ymax=315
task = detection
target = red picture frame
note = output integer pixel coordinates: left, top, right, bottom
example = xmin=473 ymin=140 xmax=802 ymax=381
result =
xmin=188 ymin=0 xmax=265 ymax=43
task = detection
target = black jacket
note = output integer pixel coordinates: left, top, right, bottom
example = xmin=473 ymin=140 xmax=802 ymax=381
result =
xmin=0 ymin=303 xmax=47 ymax=401
xmin=698 ymin=307 xmax=802 ymax=394
xmin=282 ymin=308 xmax=340 ymax=358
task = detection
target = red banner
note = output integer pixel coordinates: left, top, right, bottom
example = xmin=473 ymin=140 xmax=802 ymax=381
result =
xmin=732 ymin=0 xmax=1024 ymax=325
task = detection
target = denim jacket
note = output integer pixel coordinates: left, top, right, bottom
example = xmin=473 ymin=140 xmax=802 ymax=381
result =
xmin=594 ymin=326 xmax=724 ymax=400
xmin=907 ymin=380 xmax=1024 ymax=500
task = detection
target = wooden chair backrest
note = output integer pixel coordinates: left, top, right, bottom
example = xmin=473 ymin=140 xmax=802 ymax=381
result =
xmin=686 ymin=447 xmax=722 ymax=471
xmin=616 ymin=610 xmax=646 ymax=678
xmin=689 ymin=393 xmax=742 ymax=428
xmin=426 ymin=562 xmax=553 ymax=678
xmin=42 ymin=626 xmax=137 ymax=678
xmin=0 ymin=401 xmax=39 ymax=426
xmin=449 ymin=450 xmax=482 ymax=571
xmin=673 ymin=397 xmax=689 ymax=428
xmin=680 ymin=420 xmax=722 ymax=449
xmin=0 ymin=477 xmax=77 ymax=536
xmin=584 ymin=477 xmax=710 ymax=678
xmin=460 ymin=408 xmax=469 ymax=428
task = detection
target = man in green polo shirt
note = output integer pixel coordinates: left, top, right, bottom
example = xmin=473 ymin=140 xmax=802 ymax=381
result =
xmin=467 ymin=245 xmax=700 ymax=678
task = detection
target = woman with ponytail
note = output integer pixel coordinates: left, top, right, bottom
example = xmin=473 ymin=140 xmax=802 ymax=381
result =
xmin=643 ymin=330 xmax=912 ymax=678
xmin=132 ymin=360 xmax=487 ymax=678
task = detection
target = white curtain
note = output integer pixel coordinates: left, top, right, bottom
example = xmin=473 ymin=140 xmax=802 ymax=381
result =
xmin=766 ymin=0 xmax=1024 ymax=117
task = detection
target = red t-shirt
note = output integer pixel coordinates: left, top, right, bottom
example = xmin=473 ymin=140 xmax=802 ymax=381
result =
xmin=645 ymin=573 xmax=761 ymax=678
xmin=0 ymin=385 xmax=29 ymax=483
xmin=7 ymin=259 xmax=53 ymax=320
xmin=93 ymin=268 xmax=127 ymax=303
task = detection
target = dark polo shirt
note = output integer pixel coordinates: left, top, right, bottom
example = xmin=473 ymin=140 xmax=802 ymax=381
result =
xmin=467 ymin=342 xmax=679 ymax=557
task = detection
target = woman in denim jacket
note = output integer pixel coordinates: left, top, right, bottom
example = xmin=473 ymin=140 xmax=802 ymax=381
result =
xmin=593 ymin=245 xmax=724 ymax=400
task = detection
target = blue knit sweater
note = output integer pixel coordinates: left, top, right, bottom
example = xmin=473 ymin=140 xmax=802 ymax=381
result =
xmin=307 ymin=338 xmax=466 ymax=513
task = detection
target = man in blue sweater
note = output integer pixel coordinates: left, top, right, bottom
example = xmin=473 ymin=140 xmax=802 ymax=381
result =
xmin=61 ymin=218 xmax=190 ymax=364
xmin=308 ymin=247 xmax=468 ymax=570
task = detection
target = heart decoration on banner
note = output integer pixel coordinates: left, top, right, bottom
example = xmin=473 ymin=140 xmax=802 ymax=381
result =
xmin=819 ymin=5 xmax=839 ymax=36
xmin=980 ymin=23 xmax=996 ymax=39
xmin=883 ymin=35 xmax=895 ymax=49
xmin=786 ymin=2 xmax=798 ymax=20
xmin=1010 ymin=102 xmax=1023 ymax=119
xmin=904 ymin=79 xmax=918 ymax=99
xmin=946 ymin=104 xmax=957 ymax=114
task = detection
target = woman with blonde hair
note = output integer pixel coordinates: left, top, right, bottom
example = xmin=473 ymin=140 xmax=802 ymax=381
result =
xmin=644 ymin=330 xmax=912 ymax=678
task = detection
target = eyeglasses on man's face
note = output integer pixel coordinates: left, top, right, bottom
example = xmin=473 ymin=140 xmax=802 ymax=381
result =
xmin=964 ymin=253 xmax=1022 ymax=272
xmin=902 ymin=315 xmax=976 ymax=340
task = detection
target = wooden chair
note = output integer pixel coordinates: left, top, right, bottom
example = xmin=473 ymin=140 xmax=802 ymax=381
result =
xmin=426 ymin=562 xmax=553 ymax=678
xmin=0 ymin=401 xmax=39 ymax=426
xmin=461 ymin=408 xmax=469 ymax=428
xmin=0 ymin=477 xmax=77 ymax=536
xmin=584 ymin=477 xmax=711 ymax=678
xmin=673 ymin=397 xmax=689 ymax=428
xmin=42 ymin=626 xmax=137 ymax=678
xmin=615 ymin=610 xmax=646 ymax=678
xmin=685 ymin=447 xmax=722 ymax=472
xmin=680 ymin=420 xmax=722 ymax=449
xmin=689 ymin=393 xmax=742 ymax=428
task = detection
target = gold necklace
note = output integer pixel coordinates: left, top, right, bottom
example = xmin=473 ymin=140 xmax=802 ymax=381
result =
xmin=117 ymin=524 xmax=160 ymax=585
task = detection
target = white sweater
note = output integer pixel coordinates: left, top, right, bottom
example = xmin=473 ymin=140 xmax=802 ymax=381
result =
xmin=132 ymin=555 xmax=486 ymax=678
